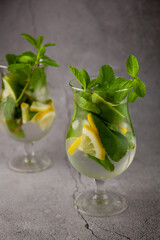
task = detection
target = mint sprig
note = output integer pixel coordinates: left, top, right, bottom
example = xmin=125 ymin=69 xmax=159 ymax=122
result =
xmin=97 ymin=64 xmax=115 ymax=87
xmin=68 ymin=54 xmax=146 ymax=102
xmin=6 ymin=33 xmax=59 ymax=69
xmin=5 ymin=33 xmax=59 ymax=103
xmin=126 ymin=55 xmax=146 ymax=101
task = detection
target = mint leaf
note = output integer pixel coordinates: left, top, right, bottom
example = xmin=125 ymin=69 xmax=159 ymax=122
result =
xmin=87 ymin=78 xmax=99 ymax=89
xmin=8 ymin=63 xmax=29 ymax=72
xmin=6 ymin=119 xmax=25 ymax=138
xmin=128 ymin=91 xmax=139 ymax=103
xmin=29 ymin=67 xmax=46 ymax=91
xmin=76 ymin=95 xmax=100 ymax=114
xmin=36 ymin=35 xmax=44 ymax=49
xmin=6 ymin=54 xmax=17 ymax=65
xmin=91 ymin=114 xmax=128 ymax=162
xmin=37 ymin=46 xmax=46 ymax=59
xmin=17 ymin=51 xmax=36 ymax=64
xmin=80 ymin=69 xmax=90 ymax=87
xmin=21 ymin=33 xmax=37 ymax=49
xmin=88 ymin=154 xmax=114 ymax=172
xmin=39 ymin=59 xmax=59 ymax=67
xmin=98 ymin=65 xmax=115 ymax=87
xmin=110 ymin=78 xmax=133 ymax=90
xmin=43 ymin=43 xmax=56 ymax=47
xmin=1 ymin=97 xmax=15 ymax=121
xmin=77 ymin=91 xmax=92 ymax=102
xmin=133 ymin=77 xmax=146 ymax=97
xmin=92 ymin=93 xmax=125 ymax=124
xmin=68 ymin=66 xmax=87 ymax=89
xmin=126 ymin=55 xmax=139 ymax=77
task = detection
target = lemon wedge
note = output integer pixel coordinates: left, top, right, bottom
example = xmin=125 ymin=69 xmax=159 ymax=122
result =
xmin=21 ymin=102 xmax=29 ymax=124
xmin=30 ymin=101 xmax=52 ymax=112
xmin=68 ymin=113 xmax=105 ymax=160
xmin=33 ymin=109 xmax=55 ymax=130
xmin=79 ymin=124 xmax=105 ymax=160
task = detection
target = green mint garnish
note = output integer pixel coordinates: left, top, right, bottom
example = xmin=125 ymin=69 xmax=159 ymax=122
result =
xmin=68 ymin=54 xmax=146 ymax=103
xmin=21 ymin=33 xmax=38 ymax=49
xmin=88 ymin=154 xmax=114 ymax=172
xmin=1 ymin=97 xmax=15 ymax=121
xmin=92 ymin=93 xmax=125 ymax=124
xmin=80 ymin=69 xmax=90 ymax=87
xmin=126 ymin=54 xmax=139 ymax=78
xmin=128 ymin=91 xmax=138 ymax=103
xmin=6 ymin=119 xmax=25 ymax=138
xmin=68 ymin=66 xmax=89 ymax=89
xmin=110 ymin=77 xmax=133 ymax=90
xmin=133 ymin=76 xmax=146 ymax=98
xmin=91 ymin=114 xmax=128 ymax=162
xmin=126 ymin=55 xmax=146 ymax=100
xmin=76 ymin=94 xmax=100 ymax=114
xmin=97 ymin=64 xmax=115 ymax=87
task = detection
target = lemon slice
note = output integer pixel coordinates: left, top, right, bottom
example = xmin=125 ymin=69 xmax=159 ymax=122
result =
xmin=30 ymin=101 xmax=52 ymax=112
xmin=79 ymin=124 xmax=105 ymax=160
xmin=68 ymin=120 xmax=105 ymax=160
xmin=68 ymin=136 xmax=82 ymax=155
xmin=21 ymin=102 xmax=29 ymax=124
xmin=87 ymin=113 xmax=98 ymax=134
xmin=35 ymin=109 xmax=55 ymax=130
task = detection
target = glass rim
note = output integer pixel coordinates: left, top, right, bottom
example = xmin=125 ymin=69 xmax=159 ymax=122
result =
xmin=69 ymin=79 xmax=132 ymax=93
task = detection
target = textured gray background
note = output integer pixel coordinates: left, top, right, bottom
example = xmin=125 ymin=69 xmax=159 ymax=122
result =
xmin=0 ymin=0 xmax=160 ymax=239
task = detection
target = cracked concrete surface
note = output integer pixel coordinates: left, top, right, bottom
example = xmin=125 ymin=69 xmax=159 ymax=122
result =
xmin=0 ymin=0 xmax=159 ymax=239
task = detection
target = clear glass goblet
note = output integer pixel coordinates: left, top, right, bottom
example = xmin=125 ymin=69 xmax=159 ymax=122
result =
xmin=66 ymin=79 xmax=136 ymax=216
xmin=0 ymin=65 xmax=55 ymax=173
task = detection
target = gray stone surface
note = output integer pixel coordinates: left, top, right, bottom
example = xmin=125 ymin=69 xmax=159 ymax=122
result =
xmin=0 ymin=0 xmax=159 ymax=239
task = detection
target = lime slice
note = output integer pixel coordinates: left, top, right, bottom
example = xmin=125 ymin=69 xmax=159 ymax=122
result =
xmin=21 ymin=102 xmax=29 ymax=124
xmin=92 ymin=93 xmax=125 ymax=124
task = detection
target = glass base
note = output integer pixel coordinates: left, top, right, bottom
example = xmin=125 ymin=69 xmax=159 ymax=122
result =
xmin=8 ymin=154 xmax=52 ymax=173
xmin=74 ymin=190 xmax=128 ymax=217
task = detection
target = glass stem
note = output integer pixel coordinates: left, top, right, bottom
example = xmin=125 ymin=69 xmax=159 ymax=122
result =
xmin=24 ymin=142 xmax=35 ymax=163
xmin=93 ymin=179 xmax=108 ymax=200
